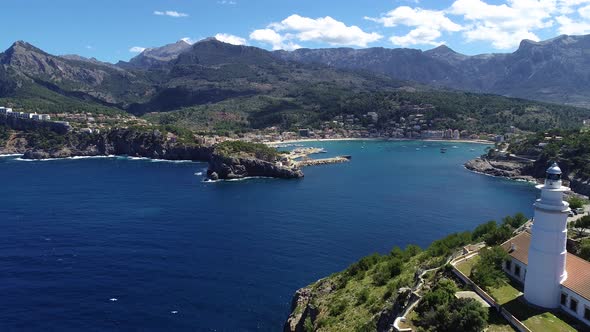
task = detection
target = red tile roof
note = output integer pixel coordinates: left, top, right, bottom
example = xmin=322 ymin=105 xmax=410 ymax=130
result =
xmin=501 ymin=231 xmax=590 ymax=301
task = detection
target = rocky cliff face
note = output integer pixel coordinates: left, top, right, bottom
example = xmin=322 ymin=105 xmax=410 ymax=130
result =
xmin=207 ymin=153 xmax=303 ymax=180
xmin=275 ymin=34 xmax=590 ymax=108
xmin=117 ymin=40 xmax=192 ymax=69
xmin=20 ymin=128 xmax=213 ymax=161
xmin=464 ymin=157 xmax=536 ymax=182
xmin=0 ymin=115 xmax=71 ymax=134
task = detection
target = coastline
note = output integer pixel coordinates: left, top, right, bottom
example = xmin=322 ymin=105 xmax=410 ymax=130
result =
xmin=266 ymin=137 xmax=494 ymax=146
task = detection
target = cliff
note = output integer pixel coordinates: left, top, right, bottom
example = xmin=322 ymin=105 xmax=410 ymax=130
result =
xmin=465 ymin=156 xmax=590 ymax=197
xmin=19 ymin=128 xmax=213 ymax=161
xmin=0 ymin=126 xmax=306 ymax=179
xmin=464 ymin=157 xmax=536 ymax=182
xmin=207 ymin=154 xmax=303 ymax=180
xmin=0 ymin=114 xmax=71 ymax=134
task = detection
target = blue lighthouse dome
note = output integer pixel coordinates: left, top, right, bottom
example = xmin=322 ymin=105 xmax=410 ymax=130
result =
xmin=546 ymin=162 xmax=561 ymax=181
xmin=547 ymin=162 xmax=562 ymax=175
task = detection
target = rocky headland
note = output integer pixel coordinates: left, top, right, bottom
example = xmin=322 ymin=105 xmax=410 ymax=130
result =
xmin=207 ymin=153 xmax=303 ymax=180
xmin=206 ymin=141 xmax=304 ymax=180
xmin=14 ymin=128 xmax=213 ymax=161
xmin=0 ymin=127 xmax=306 ymax=180
xmin=465 ymin=155 xmax=590 ymax=197
xmin=464 ymin=157 xmax=536 ymax=182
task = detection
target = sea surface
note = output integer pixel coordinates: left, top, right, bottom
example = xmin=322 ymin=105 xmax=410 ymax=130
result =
xmin=0 ymin=140 xmax=538 ymax=331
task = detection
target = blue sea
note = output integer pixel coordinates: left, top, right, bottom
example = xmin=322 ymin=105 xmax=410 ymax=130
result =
xmin=0 ymin=140 xmax=538 ymax=331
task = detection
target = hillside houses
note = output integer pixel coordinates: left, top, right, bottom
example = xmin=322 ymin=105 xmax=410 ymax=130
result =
xmin=0 ymin=107 xmax=52 ymax=121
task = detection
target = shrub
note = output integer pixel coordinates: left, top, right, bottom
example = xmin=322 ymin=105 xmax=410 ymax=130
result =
xmin=214 ymin=140 xmax=279 ymax=161
xmin=470 ymin=246 xmax=508 ymax=289
xmin=579 ymin=239 xmax=590 ymax=261
xmin=568 ymin=196 xmax=586 ymax=210
xmin=415 ymin=279 xmax=457 ymax=315
xmin=502 ymin=213 xmax=528 ymax=228
xmin=329 ymin=298 xmax=347 ymax=316
xmin=356 ymin=288 xmax=370 ymax=305
xmin=574 ymin=216 xmax=590 ymax=238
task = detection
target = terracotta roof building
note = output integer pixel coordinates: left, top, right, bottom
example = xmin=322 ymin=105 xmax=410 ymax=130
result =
xmin=500 ymin=162 xmax=590 ymax=326
xmin=502 ymin=230 xmax=590 ymax=325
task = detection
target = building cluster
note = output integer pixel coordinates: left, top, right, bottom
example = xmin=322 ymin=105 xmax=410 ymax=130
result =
xmin=0 ymin=107 xmax=52 ymax=121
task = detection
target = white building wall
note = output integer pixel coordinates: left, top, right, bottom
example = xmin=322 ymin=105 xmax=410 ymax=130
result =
xmin=504 ymin=258 xmax=527 ymax=283
xmin=560 ymin=287 xmax=590 ymax=326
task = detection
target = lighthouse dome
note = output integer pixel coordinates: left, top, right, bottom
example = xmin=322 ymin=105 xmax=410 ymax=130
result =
xmin=545 ymin=162 xmax=562 ymax=183
xmin=547 ymin=163 xmax=562 ymax=175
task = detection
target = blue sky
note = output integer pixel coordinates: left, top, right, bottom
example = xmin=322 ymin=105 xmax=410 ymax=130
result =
xmin=2 ymin=0 xmax=590 ymax=63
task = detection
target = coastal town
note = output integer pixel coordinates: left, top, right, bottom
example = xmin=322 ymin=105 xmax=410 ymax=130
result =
xmin=0 ymin=104 xmax=508 ymax=146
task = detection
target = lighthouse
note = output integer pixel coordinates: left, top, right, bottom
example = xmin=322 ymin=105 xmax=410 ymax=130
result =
xmin=524 ymin=163 xmax=570 ymax=308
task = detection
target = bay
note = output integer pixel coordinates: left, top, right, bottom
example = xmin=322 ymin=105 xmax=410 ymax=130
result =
xmin=0 ymin=140 xmax=537 ymax=331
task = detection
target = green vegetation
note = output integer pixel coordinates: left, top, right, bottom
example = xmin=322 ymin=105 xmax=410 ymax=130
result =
xmin=294 ymin=214 xmax=527 ymax=331
xmin=487 ymin=282 xmax=521 ymax=306
xmin=0 ymin=125 xmax=10 ymax=145
xmin=573 ymin=216 xmax=590 ymax=238
xmin=213 ymin=141 xmax=280 ymax=161
xmin=456 ymin=255 xmax=480 ymax=276
xmin=510 ymin=130 xmax=590 ymax=181
xmin=579 ymin=239 xmax=590 ymax=261
xmin=472 ymin=213 xmax=528 ymax=246
xmin=470 ymin=246 xmax=509 ymax=290
xmin=24 ymin=128 xmax=67 ymax=150
xmin=503 ymin=299 xmax=580 ymax=332
xmin=568 ymin=196 xmax=587 ymax=210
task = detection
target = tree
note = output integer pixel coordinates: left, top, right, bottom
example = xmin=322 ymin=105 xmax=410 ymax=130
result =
xmin=574 ymin=216 xmax=590 ymax=238
xmin=472 ymin=221 xmax=497 ymax=242
xmin=471 ymin=246 xmax=508 ymax=289
xmin=579 ymin=239 xmax=590 ymax=261
xmin=416 ymin=279 xmax=458 ymax=315
xmin=417 ymin=298 xmax=488 ymax=332
xmin=568 ymin=196 xmax=586 ymax=210
xmin=502 ymin=213 xmax=528 ymax=228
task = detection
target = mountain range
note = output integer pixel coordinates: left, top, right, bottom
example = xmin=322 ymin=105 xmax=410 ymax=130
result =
xmin=0 ymin=36 xmax=589 ymax=133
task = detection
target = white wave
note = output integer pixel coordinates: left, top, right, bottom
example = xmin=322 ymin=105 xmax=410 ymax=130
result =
xmin=195 ymin=172 xmax=203 ymax=176
xmin=0 ymin=153 xmax=23 ymax=158
xmin=203 ymin=176 xmax=274 ymax=183
xmin=15 ymin=155 xmax=116 ymax=162
xmin=150 ymin=158 xmax=195 ymax=163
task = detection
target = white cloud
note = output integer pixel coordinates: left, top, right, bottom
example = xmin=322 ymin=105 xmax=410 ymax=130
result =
xmin=556 ymin=15 xmax=590 ymax=33
xmin=217 ymin=0 xmax=237 ymax=4
xmin=249 ymin=28 xmax=301 ymax=50
xmin=129 ymin=46 xmax=146 ymax=53
xmin=390 ymin=27 xmax=446 ymax=47
xmin=268 ymin=14 xmax=382 ymax=47
xmin=366 ymin=6 xmax=461 ymax=46
xmin=214 ymin=33 xmax=247 ymax=45
xmin=448 ymin=0 xmax=557 ymax=49
xmin=153 ymin=10 xmax=188 ymax=18
xmin=579 ymin=4 xmax=590 ymax=17
xmin=366 ymin=6 xmax=462 ymax=31
xmin=557 ymin=0 xmax=590 ymax=14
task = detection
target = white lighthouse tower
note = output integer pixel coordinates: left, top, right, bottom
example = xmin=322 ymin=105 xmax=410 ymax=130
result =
xmin=524 ymin=163 xmax=570 ymax=308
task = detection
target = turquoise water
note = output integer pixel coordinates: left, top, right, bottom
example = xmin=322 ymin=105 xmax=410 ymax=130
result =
xmin=0 ymin=140 xmax=537 ymax=331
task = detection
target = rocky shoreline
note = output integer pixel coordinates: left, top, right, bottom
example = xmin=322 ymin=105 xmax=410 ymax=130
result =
xmin=1 ymin=128 xmax=305 ymax=180
xmin=464 ymin=157 xmax=536 ymax=182
xmin=207 ymin=154 xmax=303 ymax=180
xmin=464 ymin=156 xmax=590 ymax=197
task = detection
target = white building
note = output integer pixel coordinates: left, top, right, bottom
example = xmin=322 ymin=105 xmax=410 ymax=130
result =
xmin=502 ymin=163 xmax=590 ymax=326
